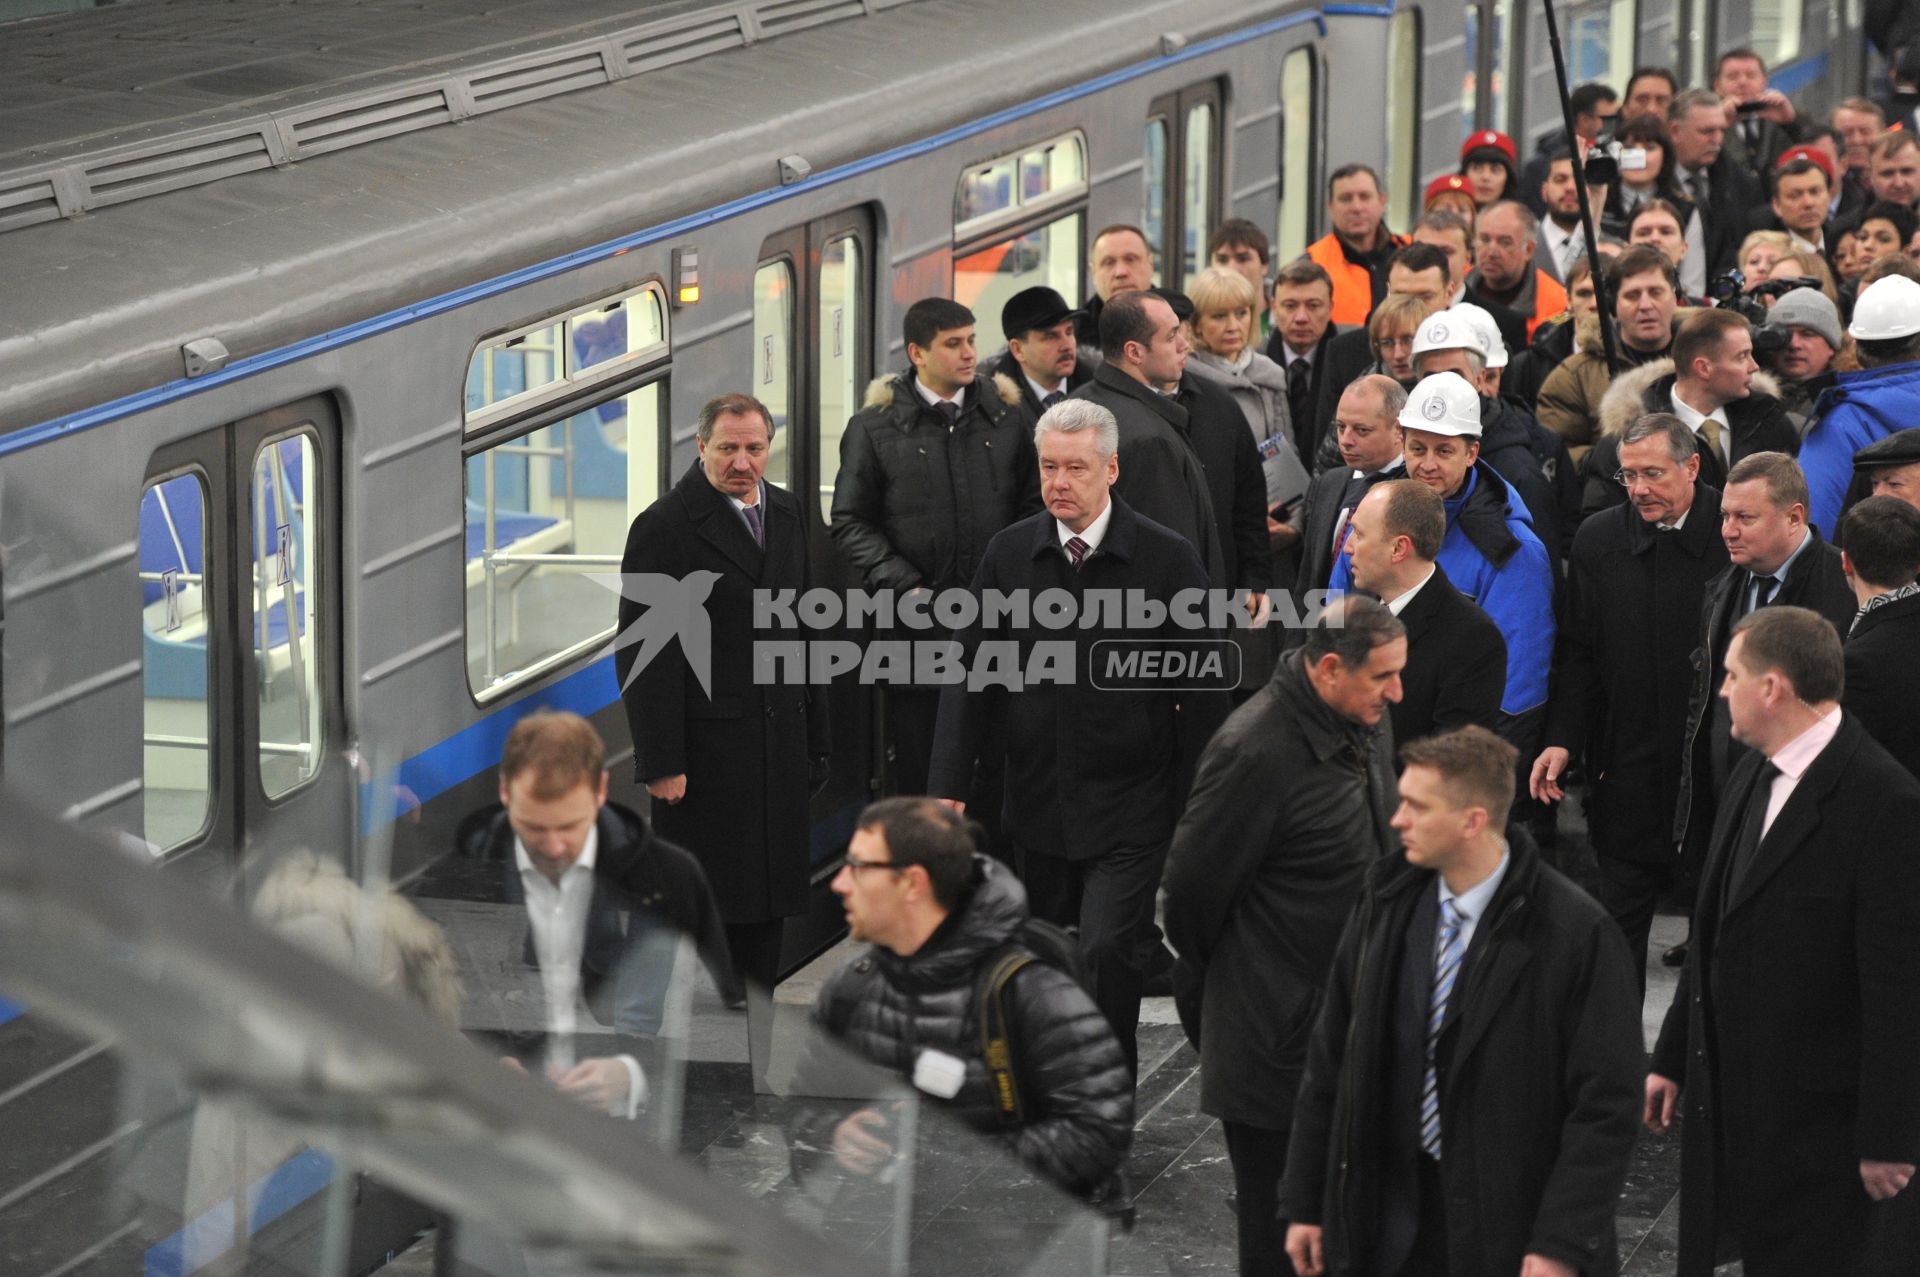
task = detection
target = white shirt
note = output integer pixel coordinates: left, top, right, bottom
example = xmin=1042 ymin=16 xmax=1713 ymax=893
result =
xmin=914 ymin=376 xmax=966 ymax=419
xmin=1056 ymin=496 xmax=1115 ymax=555
xmin=1760 ymin=707 xmax=1844 ymax=837
xmin=1657 ymin=504 xmax=1694 ymax=533
xmin=513 ymin=827 xmax=646 ymax=1116
xmin=1679 ymin=207 xmax=1708 ymax=300
xmin=1787 ymin=228 xmax=1825 ymax=256
xmin=1384 ymin=564 xmax=1437 ymax=616
xmin=1669 ymin=387 xmax=1730 ymax=445
xmin=725 ymin=483 xmax=768 ymax=543
xmin=1437 ymin=844 xmax=1511 ymax=962
xmin=1281 ymin=343 xmax=1316 ymax=370
xmin=1025 ymin=372 xmax=1066 ymax=404
xmin=1542 ymin=218 xmax=1581 ymax=277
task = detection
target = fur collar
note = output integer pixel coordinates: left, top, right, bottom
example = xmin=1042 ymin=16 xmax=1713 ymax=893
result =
xmin=1598 ymin=359 xmax=1785 ymax=439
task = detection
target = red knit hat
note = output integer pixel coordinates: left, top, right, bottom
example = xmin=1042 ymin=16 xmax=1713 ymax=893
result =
xmin=1460 ymin=129 xmax=1518 ymax=166
xmin=1777 ymin=144 xmax=1836 ymax=185
xmin=1425 ymin=173 xmax=1475 ymax=206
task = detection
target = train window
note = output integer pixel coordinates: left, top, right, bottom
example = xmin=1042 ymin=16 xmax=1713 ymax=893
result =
xmin=140 ymin=471 xmax=214 ymax=851
xmin=754 ymin=260 xmax=795 ymax=490
xmin=1464 ymin=4 xmax=1481 ymax=136
xmin=1564 ymin=0 xmax=1637 ymax=90
xmin=464 ymin=381 xmax=663 ymax=700
xmin=1182 ymin=100 xmax=1216 ymax=289
xmin=1750 ymin=0 xmax=1803 ymax=64
xmin=817 ymin=235 xmax=863 ymax=522
xmin=1276 ymin=47 xmax=1316 ymax=261
xmin=1144 ymin=117 xmax=1169 ymax=285
xmin=466 ymin=285 xmax=668 ymax=431
xmin=953 ymin=133 xmax=1088 ymax=243
xmin=955 ymin=213 xmax=1084 ymax=354
xmin=1384 ymin=9 xmax=1423 ymax=233
xmin=1462 ymin=1 xmax=1514 ymax=135
xmin=251 ymin=432 xmax=323 ymax=798
xmin=1488 ymin=0 xmax=1512 ymax=134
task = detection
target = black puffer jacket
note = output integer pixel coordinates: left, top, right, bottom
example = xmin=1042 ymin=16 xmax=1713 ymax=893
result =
xmin=1478 ymin=394 xmax=1581 ymax=560
xmin=829 ymin=371 xmax=1041 ymax=593
xmin=812 ymin=856 xmax=1134 ymax=1195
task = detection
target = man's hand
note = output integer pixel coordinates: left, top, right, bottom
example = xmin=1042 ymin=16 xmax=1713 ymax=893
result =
xmin=1521 ymin=1255 xmax=1578 ymax=1277
xmin=646 ymin=773 xmax=688 ymax=804
xmin=937 ymin=798 xmax=966 ymax=815
xmin=1756 ymin=89 xmax=1796 ymax=125
xmin=550 ymin=1057 xmax=633 ymax=1112
xmin=1245 ymin=591 xmax=1274 ymax=627
xmin=1644 ymin=1073 xmax=1681 ymax=1134
xmin=1530 ymin=747 xmax=1571 ymax=803
xmin=833 ymin=1108 xmax=894 ymax=1175
xmin=1862 ymin=1160 xmax=1915 ymax=1201
xmin=1285 ymin=1224 xmax=1325 ymax=1276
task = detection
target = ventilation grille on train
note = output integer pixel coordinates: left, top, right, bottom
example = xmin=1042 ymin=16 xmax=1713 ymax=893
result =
xmin=4 ymin=0 xmax=932 ymax=235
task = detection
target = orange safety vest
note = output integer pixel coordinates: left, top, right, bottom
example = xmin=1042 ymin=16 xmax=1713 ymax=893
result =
xmin=1524 ymin=269 xmax=1569 ymax=340
xmin=1306 ymin=232 xmax=1407 ymax=328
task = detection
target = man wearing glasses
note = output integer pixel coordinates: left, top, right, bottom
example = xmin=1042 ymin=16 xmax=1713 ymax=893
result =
xmin=1530 ymin=414 xmax=1731 ymax=996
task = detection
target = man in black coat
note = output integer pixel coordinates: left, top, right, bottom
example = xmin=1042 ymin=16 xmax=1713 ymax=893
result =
xmin=1532 ymin=415 xmax=1730 ymax=994
xmin=1069 ymin=291 xmax=1226 ymax=585
xmin=1669 ymin=89 xmax=1767 ymax=278
xmin=1673 ymin=453 xmax=1858 ymax=894
xmin=830 ymin=297 xmax=1040 ymax=794
xmin=1295 ymin=374 xmax=1406 ymax=595
xmin=1164 ymin=597 xmax=1404 ymax=1276
xmin=616 ymin=393 xmax=831 ymax=998
xmin=1839 ymin=496 xmax=1920 ymax=780
xmin=1282 ymin=728 xmax=1641 ymax=1277
xmin=982 ymin=285 xmax=1092 ymax=418
xmin=1308 ymin=245 xmax=1454 ymax=463
xmin=1265 ymin=259 xmax=1343 ymax=471
xmin=927 ymin=400 xmax=1220 ymax=1076
xmin=1647 ymin=607 xmax=1920 ymax=1277
xmin=1344 ymin=480 xmax=1506 ymax=752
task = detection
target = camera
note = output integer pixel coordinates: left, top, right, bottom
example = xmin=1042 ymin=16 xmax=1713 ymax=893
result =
xmin=1707 ymin=271 xmax=1789 ymax=357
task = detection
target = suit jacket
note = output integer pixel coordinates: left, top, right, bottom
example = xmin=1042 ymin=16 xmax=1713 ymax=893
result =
xmin=1844 ymin=591 xmax=1920 ymax=781
xmin=1721 ymin=113 xmax=1808 ymax=184
xmin=1388 ymin=563 xmax=1508 ymax=753
xmin=1292 ymin=459 xmax=1407 ymax=597
xmin=1653 ymin=715 xmax=1920 ymax=1275
xmin=615 ymin=465 xmax=830 ymax=923
xmin=1266 ymin=324 xmax=1345 ymax=471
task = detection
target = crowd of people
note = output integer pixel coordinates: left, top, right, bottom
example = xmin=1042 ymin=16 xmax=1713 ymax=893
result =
xmin=598 ymin=43 xmax=1920 ymax=1277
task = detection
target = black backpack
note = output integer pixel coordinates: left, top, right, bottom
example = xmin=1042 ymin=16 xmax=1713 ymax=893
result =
xmin=975 ymin=917 xmax=1086 ymax=1126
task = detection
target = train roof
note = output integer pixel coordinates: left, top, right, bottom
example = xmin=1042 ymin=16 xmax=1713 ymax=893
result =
xmin=0 ymin=0 xmax=1299 ymax=434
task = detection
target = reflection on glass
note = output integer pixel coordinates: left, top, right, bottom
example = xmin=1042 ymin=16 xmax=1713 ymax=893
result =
xmin=1489 ymin=0 xmax=1511 ymax=136
xmin=1183 ymin=101 xmax=1216 ymax=290
xmin=955 ymin=213 xmax=1084 ymax=355
xmin=818 ymin=237 xmax=865 ymax=522
xmin=141 ymin=472 xmax=212 ymax=851
xmin=1277 ymin=49 xmax=1315 ymax=262
xmin=567 ymin=287 xmax=667 ymax=378
xmin=465 ymin=321 xmax=561 ymax=415
xmin=755 ymin=260 xmax=795 ymax=490
xmin=1143 ymin=118 xmax=1169 ymax=286
xmin=464 ymin=385 xmax=655 ymax=698
xmin=1464 ymin=4 xmax=1482 ymax=137
xmin=957 ymin=135 xmax=1087 ymax=235
xmin=252 ymin=432 xmax=323 ymax=798
xmin=1385 ymin=10 xmax=1422 ymax=233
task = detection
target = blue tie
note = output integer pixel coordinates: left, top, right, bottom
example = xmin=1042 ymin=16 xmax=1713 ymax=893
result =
xmin=1421 ymin=897 xmax=1466 ymax=1157
xmin=742 ymin=502 xmax=764 ymax=548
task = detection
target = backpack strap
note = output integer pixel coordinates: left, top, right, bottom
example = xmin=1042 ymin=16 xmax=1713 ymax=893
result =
xmin=977 ymin=945 xmax=1036 ymax=1126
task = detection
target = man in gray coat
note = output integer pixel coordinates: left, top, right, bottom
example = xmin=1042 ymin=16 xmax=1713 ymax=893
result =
xmin=1165 ymin=596 xmax=1406 ymax=1276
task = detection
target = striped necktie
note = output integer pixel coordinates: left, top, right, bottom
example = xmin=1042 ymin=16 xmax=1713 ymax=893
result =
xmin=1065 ymin=536 xmax=1089 ymax=571
xmin=1420 ymin=897 xmax=1466 ymax=1157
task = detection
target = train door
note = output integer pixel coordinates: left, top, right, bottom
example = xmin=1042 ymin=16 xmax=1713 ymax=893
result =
xmin=1145 ymin=81 xmax=1225 ymax=291
xmin=139 ymin=397 xmax=345 ymax=888
xmin=752 ymin=208 xmax=877 ymax=970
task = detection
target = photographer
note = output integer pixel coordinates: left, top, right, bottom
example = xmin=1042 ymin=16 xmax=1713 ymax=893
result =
xmin=1760 ymin=288 xmax=1845 ymax=433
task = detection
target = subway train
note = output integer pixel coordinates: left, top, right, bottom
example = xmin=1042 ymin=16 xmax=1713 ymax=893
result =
xmin=0 ymin=0 xmax=1877 ymax=1270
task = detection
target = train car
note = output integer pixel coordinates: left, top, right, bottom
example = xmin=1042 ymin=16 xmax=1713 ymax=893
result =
xmin=0 ymin=0 xmax=1875 ymax=1270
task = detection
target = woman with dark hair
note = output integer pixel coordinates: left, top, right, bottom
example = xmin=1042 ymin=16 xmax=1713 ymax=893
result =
xmin=1603 ymin=113 xmax=1686 ymax=235
xmin=1854 ymin=200 xmax=1919 ymax=264
xmin=1459 ymin=129 xmax=1521 ymax=207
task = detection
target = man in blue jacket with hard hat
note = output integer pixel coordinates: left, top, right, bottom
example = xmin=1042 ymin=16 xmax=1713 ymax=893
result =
xmin=1800 ymin=274 xmax=1920 ymax=533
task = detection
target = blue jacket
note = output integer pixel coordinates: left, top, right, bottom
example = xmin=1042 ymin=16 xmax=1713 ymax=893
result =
xmin=1330 ymin=462 xmax=1555 ymax=714
xmin=1800 ymin=360 xmax=1920 ymax=534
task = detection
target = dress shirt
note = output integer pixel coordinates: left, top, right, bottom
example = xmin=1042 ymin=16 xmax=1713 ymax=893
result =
xmin=1383 ymin=564 xmax=1437 ymax=617
xmin=1656 ymin=504 xmax=1694 ymax=533
xmin=914 ymin=377 xmax=966 ymax=419
xmin=1759 ymin=707 xmax=1843 ymax=837
xmin=513 ymin=828 xmax=646 ymax=1117
xmin=1056 ymin=495 xmax=1115 ymax=556
xmin=1542 ymin=217 xmax=1582 ymax=277
xmin=725 ymin=483 xmax=769 ymax=543
xmin=1435 ymin=844 xmax=1511 ymax=963
xmin=1679 ymin=205 xmax=1708 ymax=300
xmin=1788 ymin=229 xmax=1825 ymax=256
xmin=1024 ymin=372 xmax=1066 ymax=405
xmin=1747 ymin=527 xmax=1813 ymax=611
xmin=1668 ymin=388 xmax=1730 ymax=453
xmin=1281 ymin=344 xmax=1316 ymax=371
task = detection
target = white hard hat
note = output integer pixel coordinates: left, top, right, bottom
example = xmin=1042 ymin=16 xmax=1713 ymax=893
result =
xmin=1400 ymin=372 xmax=1482 ymax=437
xmin=1409 ymin=312 xmax=1477 ymax=361
xmin=1849 ymin=274 xmax=1920 ymax=341
xmin=1447 ymin=302 xmax=1510 ymax=370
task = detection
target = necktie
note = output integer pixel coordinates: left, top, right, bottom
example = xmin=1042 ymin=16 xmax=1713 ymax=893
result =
xmin=1065 ymin=536 xmax=1090 ymax=571
xmin=937 ymin=401 xmax=961 ymax=428
xmin=1420 ymin=898 xmax=1466 ymax=1158
xmin=1287 ymin=356 xmax=1312 ymax=429
xmin=1698 ymin=417 xmax=1726 ymax=472
xmin=1041 ymin=390 xmax=1066 ymax=408
xmin=1687 ymin=170 xmax=1710 ymax=210
xmin=1725 ymin=761 xmax=1782 ymax=904
xmin=1742 ymin=118 xmax=1760 ymax=155
xmin=1746 ymin=571 xmax=1779 ymax=615
xmin=742 ymin=501 xmax=764 ymax=548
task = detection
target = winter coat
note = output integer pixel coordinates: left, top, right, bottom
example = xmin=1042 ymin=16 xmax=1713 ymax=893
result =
xmin=1775 ymin=368 xmax=1838 ymax=438
xmin=1534 ymin=313 xmax=1675 ymax=464
xmin=1185 ymin=347 xmax=1308 ymax=590
xmin=1172 ymin=364 xmax=1281 ymax=592
xmin=1390 ymin=562 xmax=1507 ymax=752
xmin=981 ymin=349 xmax=1091 ymax=419
xmin=1331 ymin=462 xmax=1556 ymax=715
xmin=1800 ymin=359 xmax=1920 ymax=534
xmin=829 ymin=370 xmax=1041 ymax=594
xmin=1545 ymin=485 xmax=1729 ymax=864
xmin=1164 ymin=649 xmax=1399 ymax=1130
xmin=1477 ymin=393 xmax=1582 ymax=559
xmin=810 ymin=855 xmax=1134 ymax=1195
xmin=1845 ymin=590 xmax=1920 ymax=782
xmin=1279 ymin=829 xmax=1642 ymax=1277
xmin=1581 ymin=361 xmax=1799 ymax=516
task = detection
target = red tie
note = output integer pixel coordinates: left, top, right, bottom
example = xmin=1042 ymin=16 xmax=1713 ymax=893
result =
xmin=1066 ymin=536 xmax=1089 ymax=570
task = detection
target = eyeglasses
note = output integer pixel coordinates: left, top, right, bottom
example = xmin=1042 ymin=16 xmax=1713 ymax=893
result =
xmin=842 ymin=855 xmax=904 ymax=875
xmin=1376 ymin=335 xmax=1416 ymax=351
xmin=1614 ymin=467 xmax=1673 ymax=486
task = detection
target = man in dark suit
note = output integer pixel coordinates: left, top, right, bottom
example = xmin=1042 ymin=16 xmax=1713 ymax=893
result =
xmin=1343 ymin=479 xmax=1506 ymax=752
xmin=1647 ymin=606 xmax=1920 ymax=1277
xmin=1532 ymin=415 xmax=1730 ymax=995
xmin=1669 ymin=88 xmax=1766 ymax=278
xmin=1295 ymin=374 xmax=1407 ymax=596
xmin=616 ymin=393 xmax=830 ymax=1000
xmin=1265 ymin=259 xmax=1342 ymax=471
xmin=1839 ymin=496 xmax=1920 ymax=779
xmin=1714 ymin=48 xmax=1812 ymax=182
xmin=1309 ymin=245 xmax=1453 ymax=463
xmin=927 ymin=399 xmax=1219 ymax=1076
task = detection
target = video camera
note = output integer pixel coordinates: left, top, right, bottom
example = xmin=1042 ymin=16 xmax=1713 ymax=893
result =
xmin=1706 ymin=270 xmax=1800 ymax=358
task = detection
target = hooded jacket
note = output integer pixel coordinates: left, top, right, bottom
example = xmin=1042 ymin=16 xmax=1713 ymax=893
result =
xmin=1580 ymin=360 xmax=1798 ymax=516
xmin=1799 ymin=359 xmax=1920 ymax=534
xmin=811 ymin=855 xmax=1134 ymax=1196
xmin=1331 ymin=462 xmax=1555 ymax=714
xmin=829 ymin=370 xmax=1041 ymax=594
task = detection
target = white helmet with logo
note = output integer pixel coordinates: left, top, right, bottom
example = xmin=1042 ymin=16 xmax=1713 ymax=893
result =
xmin=1409 ymin=311 xmax=1475 ymax=361
xmin=1447 ymin=302 xmax=1510 ymax=370
xmin=1848 ymin=274 xmax=1920 ymax=341
xmin=1399 ymin=372 xmax=1483 ymax=438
